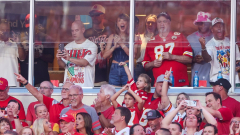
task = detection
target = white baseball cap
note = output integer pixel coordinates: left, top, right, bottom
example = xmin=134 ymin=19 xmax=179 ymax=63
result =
xmin=89 ymin=4 xmax=105 ymax=14
xmin=212 ymin=17 xmax=224 ymax=26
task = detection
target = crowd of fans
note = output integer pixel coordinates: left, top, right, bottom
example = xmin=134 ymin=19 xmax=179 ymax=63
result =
xmin=1 ymin=3 xmax=240 ymax=135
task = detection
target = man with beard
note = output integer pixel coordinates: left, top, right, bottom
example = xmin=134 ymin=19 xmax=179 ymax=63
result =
xmin=200 ymin=17 xmax=240 ymax=84
xmin=146 ymin=110 xmax=164 ymax=135
xmin=187 ymin=11 xmax=213 ymax=87
xmin=142 ymin=12 xmax=193 ymax=87
xmin=84 ymin=4 xmax=111 ymax=86
xmin=0 ymin=22 xmax=26 ymax=87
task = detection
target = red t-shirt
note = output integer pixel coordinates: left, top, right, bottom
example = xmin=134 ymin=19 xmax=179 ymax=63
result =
xmin=0 ymin=96 xmax=26 ymax=120
xmin=11 ymin=120 xmax=28 ymax=130
xmin=128 ymin=79 xmax=148 ymax=100
xmin=122 ymin=79 xmax=148 ymax=107
xmin=26 ymin=101 xmax=40 ymax=123
xmin=139 ymin=93 xmax=161 ymax=128
xmin=216 ymin=107 xmax=233 ymax=135
xmin=142 ymin=32 xmax=193 ymax=86
xmin=43 ymin=95 xmax=68 ymax=123
xmin=222 ymin=96 xmax=240 ymax=117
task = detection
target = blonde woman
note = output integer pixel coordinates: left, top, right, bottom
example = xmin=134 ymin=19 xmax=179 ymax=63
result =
xmin=32 ymin=118 xmax=52 ymax=135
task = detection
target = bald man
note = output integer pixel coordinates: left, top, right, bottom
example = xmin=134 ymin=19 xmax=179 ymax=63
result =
xmin=57 ymin=20 xmax=98 ymax=87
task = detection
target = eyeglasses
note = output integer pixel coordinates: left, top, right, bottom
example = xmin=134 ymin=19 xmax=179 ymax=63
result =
xmin=90 ymin=13 xmax=103 ymax=17
xmin=69 ymin=94 xmax=82 ymax=98
xmin=232 ymin=120 xmax=240 ymax=124
xmin=38 ymin=87 xmax=52 ymax=90
xmin=61 ymin=88 xmax=69 ymax=91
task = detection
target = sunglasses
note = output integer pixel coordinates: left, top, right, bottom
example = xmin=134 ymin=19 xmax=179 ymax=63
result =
xmin=90 ymin=13 xmax=103 ymax=17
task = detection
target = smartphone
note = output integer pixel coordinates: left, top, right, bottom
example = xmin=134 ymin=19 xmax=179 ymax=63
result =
xmin=59 ymin=43 xmax=64 ymax=53
xmin=185 ymin=100 xmax=197 ymax=106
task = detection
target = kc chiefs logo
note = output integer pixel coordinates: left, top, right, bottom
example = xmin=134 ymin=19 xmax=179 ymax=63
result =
xmin=61 ymin=114 xmax=68 ymax=117
xmin=0 ymin=81 xmax=3 ymax=85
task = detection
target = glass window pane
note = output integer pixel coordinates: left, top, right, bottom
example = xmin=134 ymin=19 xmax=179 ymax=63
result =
xmin=0 ymin=1 xmax=30 ymax=87
xmin=34 ymin=1 xmax=130 ymax=87
xmin=135 ymin=1 xmax=231 ymax=87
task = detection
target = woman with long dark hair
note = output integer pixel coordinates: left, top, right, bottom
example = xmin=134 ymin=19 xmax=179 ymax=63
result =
xmin=75 ymin=112 xmax=94 ymax=135
xmin=103 ymin=13 xmax=130 ymax=87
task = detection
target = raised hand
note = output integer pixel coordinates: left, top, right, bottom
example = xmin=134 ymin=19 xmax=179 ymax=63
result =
xmin=199 ymin=37 xmax=206 ymax=48
xmin=62 ymin=49 xmax=70 ymax=61
xmin=14 ymin=73 xmax=27 ymax=84
xmin=164 ymin=67 xmax=172 ymax=79
xmin=104 ymin=128 xmax=114 ymax=135
xmin=93 ymin=98 xmax=102 ymax=113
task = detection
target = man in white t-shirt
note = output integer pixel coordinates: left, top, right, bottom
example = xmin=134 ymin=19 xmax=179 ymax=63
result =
xmin=0 ymin=22 xmax=26 ymax=87
xmin=57 ymin=20 xmax=97 ymax=87
xmin=103 ymin=107 xmax=131 ymax=135
xmin=199 ymin=17 xmax=240 ymax=84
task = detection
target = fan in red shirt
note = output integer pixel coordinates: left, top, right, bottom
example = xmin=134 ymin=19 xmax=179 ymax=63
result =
xmin=119 ymin=62 xmax=151 ymax=107
xmin=205 ymin=92 xmax=233 ymax=135
xmin=5 ymin=100 xmax=28 ymax=132
xmin=59 ymin=114 xmax=83 ymax=135
xmin=111 ymin=84 xmax=143 ymax=127
xmin=0 ymin=78 xmax=26 ymax=121
xmin=142 ymin=12 xmax=192 ymax=87
xmin=211 ymin=78 xmax=240 ymax=117
xmin=15 ymin=73 xmax=73 ymax=123
xmin=92 ymin=84 xmax=116 ymax=130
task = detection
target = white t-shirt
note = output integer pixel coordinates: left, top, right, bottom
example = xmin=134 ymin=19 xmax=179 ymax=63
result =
xmin=62 ymin=39 xmax=97 ymax=87
xmin=102 ymin=127 xmax=130 ymax=135
xmin=0 ymin=40 xmax=19 ymax=87
xmin=181 ymin=128 xmax=203 ymax=135
xmin=206 ymin=37 xmax=240 ymax=83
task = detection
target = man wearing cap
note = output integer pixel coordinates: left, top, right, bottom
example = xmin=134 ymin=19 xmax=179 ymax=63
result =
xmin=57 ymin=20 xmax=97 ymax=87
xmin=84 ymin=4 xmax=111 ymax=86
xmin=199 ymin=17 xmax=240 ymax=85
xmin=142 ymin=12 xmax=193 ymax=87
xmin=0 ymin=78 xmax=26 ymax=121
xmin=0 ymin=22 xmax=26 ymax=87
xmin=211 ymin=78 xmax=240 ymax=117
xmin=146 ymin=110 xmax=164 ymax=135
xmin=59 ymin=114 xmax=81 ymax=135
xmin=204 ymin=92 xmax=233 ymax=134
xmin=103 ymin=107 xmax=131 ymax=135
xmin=139 ymin=74 xmax=172 ymax=128
xmin=187 ymin=11 xmax=213 ymax=87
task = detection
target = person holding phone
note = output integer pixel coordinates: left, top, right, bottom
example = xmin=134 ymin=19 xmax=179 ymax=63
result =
xmin=0 ymin=22 xmax=26 ymax=87
xmin=56 ymin=20 xmax=97 ymax=87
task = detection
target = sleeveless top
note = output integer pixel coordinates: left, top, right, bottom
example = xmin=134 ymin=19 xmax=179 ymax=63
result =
xmin=112 ymin=35 xmax=129 ymax=62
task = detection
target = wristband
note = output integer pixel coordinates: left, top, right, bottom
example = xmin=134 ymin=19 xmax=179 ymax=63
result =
xmin=23 ymin=81 xmax=28 ymax=86
xmin=164 ymin=77 xmax=169 ymax=80
xmin=124 ymin=64 xmax=128 ymax=67
xmin=163 ymin=78 xmax=169 ymax=82
xmin=122 ymin=45 xmax=126 ymax=49
xmin=201 ymin=48 xmax=207 ymax=51
xmin=13 ymin=115 xmax=19 ymax=119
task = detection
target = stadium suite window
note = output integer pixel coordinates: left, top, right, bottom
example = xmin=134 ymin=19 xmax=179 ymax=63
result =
xmin=2 ymin=0 xmax=238 ymax=89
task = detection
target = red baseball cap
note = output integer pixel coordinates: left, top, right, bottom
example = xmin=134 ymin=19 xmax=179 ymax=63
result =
xmin=59 ymin=114 xmax=75 ymax=122
xmin=25 ymin=14 xmax=37 ymax=28
xmin=0 ymin=78 xmax=8 ymax=90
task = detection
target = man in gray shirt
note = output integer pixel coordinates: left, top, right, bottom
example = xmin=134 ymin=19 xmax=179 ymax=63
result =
xmin=187 ymin=11 xmax=213 ymax=87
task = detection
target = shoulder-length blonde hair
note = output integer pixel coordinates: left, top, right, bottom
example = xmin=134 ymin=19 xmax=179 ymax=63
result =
xmin=32 ymin=118 xmax=46 ymax=135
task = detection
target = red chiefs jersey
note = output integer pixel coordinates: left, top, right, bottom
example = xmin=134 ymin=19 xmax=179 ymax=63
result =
xmin=128 ymin=79 xmax=148 ymax=100
xmin=139 ymin=93 xmax=161 ymax=127
xmin=142 ymin=32 xmax=192 ymax=86
xmin=128 ymin=104 xmax=141 ymax=127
